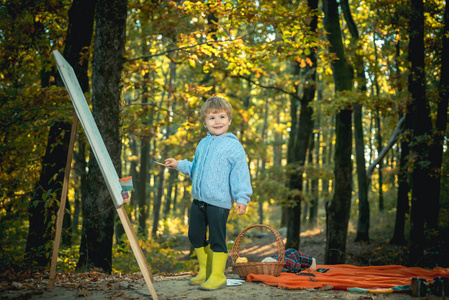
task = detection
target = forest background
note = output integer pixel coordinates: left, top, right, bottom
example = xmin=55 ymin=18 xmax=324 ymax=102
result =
xmin=1 ymin=0 xmax=449 ymax=277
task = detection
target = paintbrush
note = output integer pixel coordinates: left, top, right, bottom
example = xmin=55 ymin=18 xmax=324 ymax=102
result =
xmin=153 ymin=160 xmax=166 ymax=166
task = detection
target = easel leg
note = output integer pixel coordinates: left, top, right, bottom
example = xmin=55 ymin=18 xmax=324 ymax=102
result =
xmin=116 ymin=206 xmax=158 ymax=300
xmin=48 ymin=114 xmax=78 ymax=291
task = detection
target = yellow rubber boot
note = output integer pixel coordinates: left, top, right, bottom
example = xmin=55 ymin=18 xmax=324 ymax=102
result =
xmin=205 ymin=245 xmax=213 ymax=277
xmin=199 ymin=252 xmax=228 ymax=290
xmin=189 ymin=246 xmax=212 ymax=285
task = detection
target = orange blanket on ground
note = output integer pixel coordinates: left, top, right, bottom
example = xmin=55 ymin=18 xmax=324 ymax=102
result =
xmin=246 ymin=264 xmax=449 ymax=290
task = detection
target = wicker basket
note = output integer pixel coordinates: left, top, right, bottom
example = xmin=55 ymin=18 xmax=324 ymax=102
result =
xmin=230 ymin=224 xmax=285 ymax=279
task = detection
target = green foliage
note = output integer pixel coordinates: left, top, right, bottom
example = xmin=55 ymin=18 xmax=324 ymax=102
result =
xmin=112 ymin=237 xmax=194 ymax=274
xmin=0 ymin=85 xmax=73 ymax=272
xmin=155 ymin=217 xmax=189 ymax=236
xmin=225 ymin=197 xmax=261 ymax=233
xmin=253 ymin=165 xmax=289 ymax=205
xmin=0 ymin=86 xmax=72 ymax=197
xmin=1 ymin=0 xmax=71 ymax=273
xmin=52 ymin=237 xmax=195 ymax=275
xmin=57 ymin=244 xmax=81 ymax=272
xmin=0 ymin=210 xmax=29 ymax=271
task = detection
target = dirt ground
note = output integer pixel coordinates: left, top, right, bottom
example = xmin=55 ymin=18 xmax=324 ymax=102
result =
xmin=1 ymin=228 xmax=447 ymax=299
xmin=0 ymin=271 xmax=423 ymax=300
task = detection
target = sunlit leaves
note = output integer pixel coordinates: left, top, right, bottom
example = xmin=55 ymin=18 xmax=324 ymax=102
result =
xmin=127 ymin=0 xmax=322 ymax=97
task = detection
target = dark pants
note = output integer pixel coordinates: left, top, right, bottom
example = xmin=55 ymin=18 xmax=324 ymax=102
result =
xmin=188 ymin=199 xmax=230 ymax=253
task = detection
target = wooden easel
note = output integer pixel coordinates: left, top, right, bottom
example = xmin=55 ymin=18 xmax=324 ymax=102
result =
xmin=48 ymin=50 xmax=158 ymax=300
xmin=48 ymin=112 xmax=78 ymax=291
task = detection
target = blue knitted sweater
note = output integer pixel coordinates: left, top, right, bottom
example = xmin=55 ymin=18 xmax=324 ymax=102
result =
xmin=176 ymin=132 xmax=252 ymax=209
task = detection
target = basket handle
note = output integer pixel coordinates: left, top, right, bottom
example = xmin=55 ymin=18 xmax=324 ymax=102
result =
xmin=230 ymin=224 xmax=285 ymax=263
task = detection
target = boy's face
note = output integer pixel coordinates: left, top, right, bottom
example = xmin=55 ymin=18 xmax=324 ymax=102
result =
xmin=203 ymin=110 xmax=231 ymax=136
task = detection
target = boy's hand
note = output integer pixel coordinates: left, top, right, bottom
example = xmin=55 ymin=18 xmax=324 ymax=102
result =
xmin=164 ymin=158 xmax=178 ymax=169
xmin=234 ymin=203 xmax=247 ymax=215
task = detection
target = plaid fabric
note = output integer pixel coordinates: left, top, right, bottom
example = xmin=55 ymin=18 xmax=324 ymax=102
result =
xmin=273 ymin=248 xmax=313 ymax=272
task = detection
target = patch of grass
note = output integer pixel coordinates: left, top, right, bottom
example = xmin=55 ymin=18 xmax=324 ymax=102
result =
xmin=112 ymin=237 xmax=194 ymax=274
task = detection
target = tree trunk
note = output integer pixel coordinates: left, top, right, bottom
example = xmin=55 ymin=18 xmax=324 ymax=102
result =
xmin=73 ymin=139 xmax=87 ymax=236
xmin=354 ymin=104 xmax=370 ymax=242
xmin=311 ymin=114 xmax=320 ymax=229
xmin=164 ymin=59 xmax=177 ymax=219
xmin=285 ymin=65 xmax=313 ymax=249
xmin=172 ymin=182 xmax=179 ymax=214
xmin=341 ymin=0 xmax=369 ymax=242
xmin=25 ymin=0 xmax=96 ymax=267
xmin=259 ymin=99 xmax=269 ymax=225
xmin=426 ymin=0 xmax=449 ymax=232
xmin=285 ymin=0 xmax=317 ymax=250
xmin=137 ymin=3 xmax=157 ymax=235
xmin=152 ymin=168 xmax=165 ymax=237
xmin=391 ymin=138 xmax=409 ymax=245
xmin=164 ymin=169 xmax=177 ymax=217
xmin=321 ymin=112 xmax=333 ymax=200
xmin=287 ymin=90 xmax=315 ymax=245
xmin=273 ymin=113 xmax=283 ymax=166
xmin=353 ymin=49 xmax=369 ymax=243
xmin=307 ymin=125 xmax=319 ymax=230
xmin=390 ymin=37 xmax=409 ymax=245
xmin=323 ymin=0 xmax=354 ymax=264
xmin=77 ymin=0 xmax=127 ymax=273
xmin=63 ymin=0 xmax=96 ymax=246
xmin=138 ymin=137 xmax=149 ymax=235
xmin=375 ymin=115 xmax=384 ymax=210
xmin=59 ymin=0 xmax=96 ymax=92
xmin=151 ymin=62 xmax=174 ymax=235
xmin=129 ymin=138 xmax=140 ymax=208
xmin=407 ymin=0 xmax=433 ymax=266
xmin=285 ymin=62 xmax=299 ymax=231
xmin=138 ymin=64 xmax=152 ymax=235
xmin=372 ymin=32 xmax=384 ymax=211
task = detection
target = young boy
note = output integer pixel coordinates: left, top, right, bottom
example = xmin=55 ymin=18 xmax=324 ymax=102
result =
xmin=164 ymin=96 xmax=252 ymax=290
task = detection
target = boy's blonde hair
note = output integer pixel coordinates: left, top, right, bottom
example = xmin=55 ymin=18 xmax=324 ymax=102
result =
xmin=200 ymin=96 xmax=233 ymax=124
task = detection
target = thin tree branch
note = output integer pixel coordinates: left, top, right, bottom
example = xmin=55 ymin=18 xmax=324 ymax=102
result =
xmin=125 ymin=101 xmax=191 ymax=119
xmin=340 ymin=0 xmax=359 ymax=40
xmin=367 ymin=115 xmax=406 ymax=181
xmin=234 ymin=75 xmax=300 ymax=100
xmin=126 ymin=35 xmax=250 ymax=62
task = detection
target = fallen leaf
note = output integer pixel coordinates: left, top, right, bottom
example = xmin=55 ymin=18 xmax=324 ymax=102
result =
xmin=11 ymin=282 xmax=23 ymax=289
xmin=318 ymin=284 xmax=333 ymax=291
xmin=77 ymin=288 xmax=92 ymax=297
